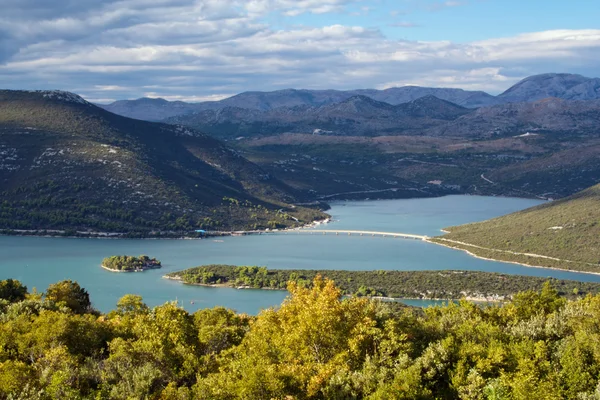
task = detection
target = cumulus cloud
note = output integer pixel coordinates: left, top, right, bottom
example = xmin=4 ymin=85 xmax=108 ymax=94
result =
xmin=0 ymin=0 xmax=599 ymax=101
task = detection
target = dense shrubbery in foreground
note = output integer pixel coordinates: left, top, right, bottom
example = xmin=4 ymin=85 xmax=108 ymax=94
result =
xmin=1 ymin=277 xmax=600 ymax=399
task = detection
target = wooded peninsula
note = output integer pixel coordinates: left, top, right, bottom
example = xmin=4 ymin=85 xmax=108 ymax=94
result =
xmin=165 ymin=264 xmax=600 ymax=301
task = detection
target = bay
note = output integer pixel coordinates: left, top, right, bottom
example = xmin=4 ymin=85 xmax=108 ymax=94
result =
xmin=1 ymin=195 xmax=594 ymax=314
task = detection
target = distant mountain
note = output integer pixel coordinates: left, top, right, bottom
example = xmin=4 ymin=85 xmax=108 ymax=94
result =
xmin=99 ymin=73 xmax=600 ymax=123
xmin=0 ymin=90 xmax=323 ymax=235
xmin=361 ymin=87 xmax=498 ymax=108
xmin=394 ymin=95 xmax=472 ymax=120
xmin=99 ymin=97 xmax=200 ymax=121
xmin=428 ymin=97 xmax=600 ymax=138
xmin=99 ymin=87 xmax=497 ymax=121
xmin=211 ymin=87 xmax=498 ymax=110
xmin=165 ymin=95 xmax=472 ymax=139
xmin=171 ymin=95 xmax=600 ymax=140
xmin=498 ymin=73 xmax=600 ymax=103
xmin=434 ymin=183 xmax=600 ymax=272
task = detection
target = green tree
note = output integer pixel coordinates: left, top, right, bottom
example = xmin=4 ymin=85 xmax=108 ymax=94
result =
xmin=44 ymin=280 xmax=92 ymax=314
xmin=0 ymin=279 xmax=27 ymax=303
xmin=115 ymin=294 xmax=149 ymax=316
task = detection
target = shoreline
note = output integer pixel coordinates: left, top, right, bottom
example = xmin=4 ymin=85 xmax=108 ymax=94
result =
xmin=0 ymin=192 xmax=546 ymax=240
xmin=0 ymin=217 xmax=333 ymax=241
xmin=425 ymin=238 xmax=600 ymax=277
xmin=101 ymin=264 xmax=128 ymax=273
xmin=101 ymin=264 xmax=162 ymax=273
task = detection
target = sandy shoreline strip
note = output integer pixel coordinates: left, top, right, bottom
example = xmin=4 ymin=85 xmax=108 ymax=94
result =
xmin=101 ymin=264 xmax=129 ymax=273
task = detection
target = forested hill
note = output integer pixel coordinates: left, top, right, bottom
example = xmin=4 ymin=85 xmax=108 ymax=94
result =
xmin=0 ymin=90 xmax=325 ymax=235
xmin=2 ymin=276 xmax=600 ymax=398
xmin=433 ymin=183 xmax=600 ymax=272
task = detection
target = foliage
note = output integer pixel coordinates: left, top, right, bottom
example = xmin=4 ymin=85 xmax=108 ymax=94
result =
xmin=167 ymin=265 xmax=600 ymax=300
xmin=3 ymin=277 xmax=600 ymax=398
xmin=102 ymin=255 xmax=161 ymax=272
xmin=44 ymin=280 xmax=92 ymax=314
xmin=0 ymin=279 xmax=27 ymax=302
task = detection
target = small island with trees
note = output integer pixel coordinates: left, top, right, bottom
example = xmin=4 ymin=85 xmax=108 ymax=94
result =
xmin=101 ymin=255 xmax=162 ymax=272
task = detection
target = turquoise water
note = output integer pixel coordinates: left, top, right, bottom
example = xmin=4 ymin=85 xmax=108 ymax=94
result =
xmin=2 ymin=195 xmax=593 ymax=315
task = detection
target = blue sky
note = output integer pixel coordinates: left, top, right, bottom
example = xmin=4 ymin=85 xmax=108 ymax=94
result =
xmin=285 ymin=0 xmax=600 ymax=42
xmin=0 ymin=0 xmax=598 ymax=102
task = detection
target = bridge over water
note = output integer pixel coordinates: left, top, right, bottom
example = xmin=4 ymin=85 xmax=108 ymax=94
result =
xmin=227 ymin=229 xmax=429 ymax=241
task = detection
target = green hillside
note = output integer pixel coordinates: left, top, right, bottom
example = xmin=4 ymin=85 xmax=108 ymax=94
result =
xmin=432 ymin=184 xmax=600 ymax=272
xmin=0 ymin=90 xmax=325 ymax=235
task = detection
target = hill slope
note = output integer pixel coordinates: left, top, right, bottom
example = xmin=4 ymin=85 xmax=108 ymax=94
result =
xmin=432 ymin=184 xmax=600 ymax=272
xmin=0 ymin=90 xmax=324 ymax=235
xmin=428 ymin=97 xmax=600 ymax=138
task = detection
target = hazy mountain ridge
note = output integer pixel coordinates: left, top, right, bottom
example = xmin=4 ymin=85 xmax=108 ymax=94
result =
xmin=168 ymin=95 xmax=600 ymax=140
xmin=99 ymin=73 xmax=600 ymax=121
xmin=0 ymin=90 xmax=323 ymax=234
xmin=100 ymin=97 xmax=200 ymax=121
xmin=98 ymin=87 xmax=495 ymax=120
xmin=166 ymin=95 xmax=472 ymax=138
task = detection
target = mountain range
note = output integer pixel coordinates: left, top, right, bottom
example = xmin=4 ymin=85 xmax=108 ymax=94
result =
xmin=100 ymin=73 xmax=600 ymax=122
xmin=2 ymin=72 xmax=600 ymax=235
xmin=0 ymin=90 xmax=324 ymax=235
xmin=165 ymin=95 xmax=472 ymax=139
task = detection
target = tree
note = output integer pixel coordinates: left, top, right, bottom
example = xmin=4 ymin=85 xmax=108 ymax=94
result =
xmin=0 ymin=279 xmax=27 ymax=303
xmin=193 ymin=307 xmax=250 ymax=355
xmin=196 ymin=276 xmax=387 ymax=398
xmin=115 ymin=294 xmax=149 ymax=316
xmin=44 ymin=280 xmax=92 ymax=314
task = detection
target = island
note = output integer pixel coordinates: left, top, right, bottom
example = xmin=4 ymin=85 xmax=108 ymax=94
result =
xmin=101 ymin=255 xmax=162 ymax=272
xmin=164 ymin=264 xmax=600 ymax=301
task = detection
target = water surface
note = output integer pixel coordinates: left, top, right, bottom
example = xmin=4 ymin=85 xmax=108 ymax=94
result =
xmin=2 ymin=195 xmax=589 ymax=314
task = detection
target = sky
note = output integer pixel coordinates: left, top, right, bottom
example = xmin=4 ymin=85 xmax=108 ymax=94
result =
xmin=0 ymin=0 xmax=598 ymax=103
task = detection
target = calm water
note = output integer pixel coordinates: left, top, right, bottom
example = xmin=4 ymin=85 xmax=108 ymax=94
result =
xmin=1 ymin=195 xmax=595 ymax=314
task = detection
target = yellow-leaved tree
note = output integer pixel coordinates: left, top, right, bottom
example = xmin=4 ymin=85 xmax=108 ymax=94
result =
xmin=196 ymin=276 xmax=407 ymax=399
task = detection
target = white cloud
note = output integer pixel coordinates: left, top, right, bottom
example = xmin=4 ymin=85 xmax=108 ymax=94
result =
xmin=0 ymin=0 xmax=598 ymax=101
